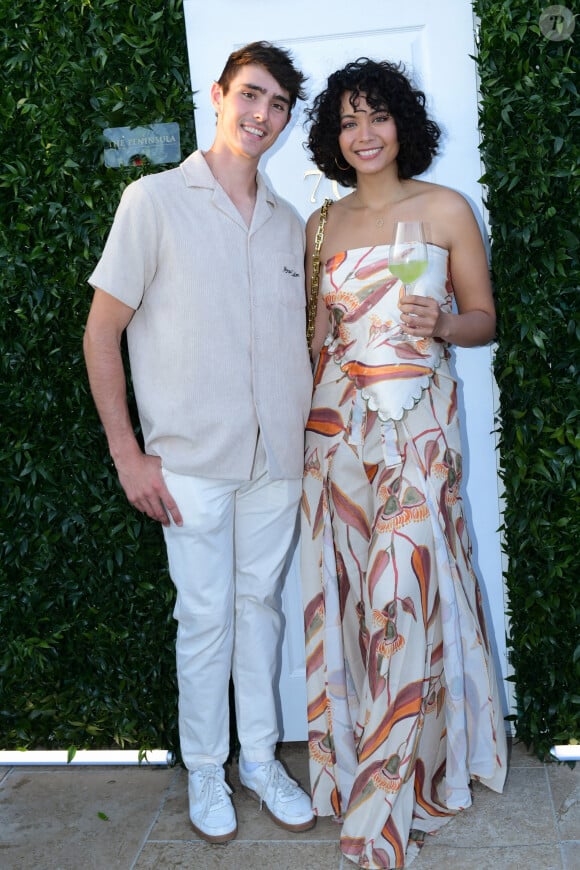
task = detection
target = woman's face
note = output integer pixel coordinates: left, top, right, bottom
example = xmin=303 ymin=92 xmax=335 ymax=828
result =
xmin=337 ymin=90 xmax=399 ymax=175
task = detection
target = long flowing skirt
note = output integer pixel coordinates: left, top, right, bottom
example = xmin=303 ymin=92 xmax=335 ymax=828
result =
xmin=301 ymin=360 xmax=507 ymax=868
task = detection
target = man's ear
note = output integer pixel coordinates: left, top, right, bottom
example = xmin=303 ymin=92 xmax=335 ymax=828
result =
xmin=210 ymin=81 xmax=223 ymax=115
xmin=283 ymin=111 xmax=292 ymax=130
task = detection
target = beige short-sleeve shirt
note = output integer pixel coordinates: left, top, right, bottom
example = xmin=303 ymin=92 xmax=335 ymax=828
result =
xmin=89 ymin=151 xmax=313 ymax=480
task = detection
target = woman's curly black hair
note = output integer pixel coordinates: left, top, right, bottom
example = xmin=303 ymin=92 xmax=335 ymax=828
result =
xmin=306 ymin=58 xmax=441 ymax=187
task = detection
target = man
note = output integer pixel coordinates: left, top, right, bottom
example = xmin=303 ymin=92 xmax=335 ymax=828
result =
xmin=83 ymin=42 xmax=314 ymax=843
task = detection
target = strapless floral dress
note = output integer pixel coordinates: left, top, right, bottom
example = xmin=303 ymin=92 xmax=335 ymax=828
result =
xmin=301 ymin=244 xmax=507 ymax=868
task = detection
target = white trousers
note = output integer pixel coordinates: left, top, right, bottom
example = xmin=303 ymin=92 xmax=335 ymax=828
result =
xmin=162 ymin=462 xmax=301 ymax=771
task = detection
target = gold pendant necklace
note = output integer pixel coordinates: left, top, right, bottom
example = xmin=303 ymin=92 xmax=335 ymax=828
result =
xmin=354 ymin=193 xmax=388 ymax=228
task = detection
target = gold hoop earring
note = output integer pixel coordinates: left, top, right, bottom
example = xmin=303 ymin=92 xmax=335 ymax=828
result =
xmin=334 ymin=155 xmax=350 ymax=171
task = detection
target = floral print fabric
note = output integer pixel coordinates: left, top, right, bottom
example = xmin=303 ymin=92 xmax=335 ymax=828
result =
xmin=320 ymin=243 xmax=451 ymax=421
xmin=301 ymin=245 xmax=507 ymax=868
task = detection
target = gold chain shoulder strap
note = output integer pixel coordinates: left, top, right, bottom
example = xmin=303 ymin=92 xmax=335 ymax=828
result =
xmin=306 ymin=198 xmax=332 ymax=352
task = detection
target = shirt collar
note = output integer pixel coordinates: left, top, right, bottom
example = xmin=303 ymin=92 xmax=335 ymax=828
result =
xmin=179 ymin=150 xmax=277 ymax=208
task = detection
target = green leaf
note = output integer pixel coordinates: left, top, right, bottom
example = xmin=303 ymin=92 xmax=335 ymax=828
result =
xmin=474 ymin=0 xmax=580 ymax=760
xmin=0 ymin=0 xmax=191 ymax=758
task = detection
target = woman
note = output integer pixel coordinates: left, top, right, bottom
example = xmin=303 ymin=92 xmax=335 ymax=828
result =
xmin=301 ymin=58 xmax=507 ymax=868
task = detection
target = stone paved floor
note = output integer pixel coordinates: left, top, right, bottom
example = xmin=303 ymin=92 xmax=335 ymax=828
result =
xmin=0 ymin=740 xmax=578 ymax=869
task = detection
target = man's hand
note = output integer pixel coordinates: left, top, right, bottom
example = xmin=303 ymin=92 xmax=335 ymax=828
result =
xmin=115 ymin=449 xmax=183 ymax=527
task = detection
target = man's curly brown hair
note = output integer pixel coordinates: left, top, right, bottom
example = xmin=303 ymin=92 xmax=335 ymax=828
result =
xmin=306 ymin=58 xmax=441 ymax=187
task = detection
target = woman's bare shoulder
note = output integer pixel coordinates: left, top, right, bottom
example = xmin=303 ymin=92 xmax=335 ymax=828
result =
xmin=307 ymin=193 xmax=357 ymax=232
xmin=306 ymin=208 xmax=322 ymax=234
xmin=420 ymin=181 xmax=475 ymax=216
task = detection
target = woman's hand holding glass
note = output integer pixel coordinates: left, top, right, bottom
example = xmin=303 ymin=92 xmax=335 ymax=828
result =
xmin=389 ymin=220 xmax=432 ymax=341
xmin=399 ymin=293 xmax=443 ymax=339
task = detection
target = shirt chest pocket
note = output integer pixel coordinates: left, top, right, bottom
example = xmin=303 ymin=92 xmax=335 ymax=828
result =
xmin=273 ymin=252 xmax=305 ymax=308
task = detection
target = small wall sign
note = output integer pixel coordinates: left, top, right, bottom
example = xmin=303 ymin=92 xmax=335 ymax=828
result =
xmin=103 ymin=122 xmax=181 ymax=167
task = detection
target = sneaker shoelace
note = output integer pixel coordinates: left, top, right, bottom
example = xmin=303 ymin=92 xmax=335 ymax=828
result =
xmin=260 ymin=761 xmax=299 ymax=806
xmin=197 ymin=766 xmax=232 ymax=818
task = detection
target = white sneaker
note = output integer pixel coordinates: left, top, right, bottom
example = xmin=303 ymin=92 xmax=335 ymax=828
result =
xmin=239 ymin=759 xmax=316 ymax=832
xmin=188 ymin=764 xmax=237 ymax=843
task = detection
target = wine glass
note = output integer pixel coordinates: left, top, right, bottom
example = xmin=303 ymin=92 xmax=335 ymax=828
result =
xmin=389 ymin=220 xmax=428 ymax=341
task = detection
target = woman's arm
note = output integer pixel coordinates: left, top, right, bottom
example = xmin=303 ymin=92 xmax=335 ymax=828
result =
xmin=305 ymin=209 xmax=332 ymax=359
xmin=399 ymin=189 xmax=496 ymax=347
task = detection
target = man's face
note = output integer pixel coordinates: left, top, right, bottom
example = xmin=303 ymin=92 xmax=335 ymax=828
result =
xmin=210 ymin=64 xmax=292 ymax=161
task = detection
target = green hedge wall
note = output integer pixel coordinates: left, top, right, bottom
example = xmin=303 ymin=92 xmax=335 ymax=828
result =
xmin=0 ymin=0 xmax=195 ymax=752
xmin=1 ymin=1 xmax=578 ymax=761
xmin=473 ymin=0 xmax=579 ymax=757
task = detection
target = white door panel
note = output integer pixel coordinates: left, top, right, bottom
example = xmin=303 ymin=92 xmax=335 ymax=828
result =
xmin=184 ymin=0 xmax=509 ymax=740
